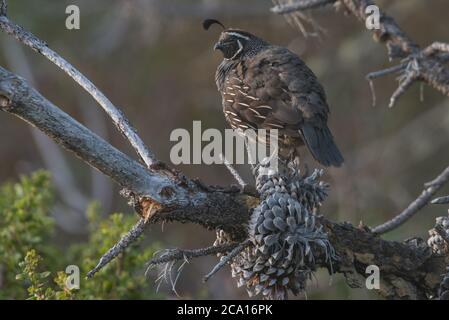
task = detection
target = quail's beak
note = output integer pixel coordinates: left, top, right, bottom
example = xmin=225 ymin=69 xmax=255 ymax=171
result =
xmin=214 ymin=42 xmax=223 ymax=51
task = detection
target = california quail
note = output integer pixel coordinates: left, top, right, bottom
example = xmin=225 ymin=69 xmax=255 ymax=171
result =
xmin=204 ymin=19 xmax=344 ymax=167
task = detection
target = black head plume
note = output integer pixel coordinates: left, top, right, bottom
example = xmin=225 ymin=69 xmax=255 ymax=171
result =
xmin=202 ymin=19 xmax=225 ymax=31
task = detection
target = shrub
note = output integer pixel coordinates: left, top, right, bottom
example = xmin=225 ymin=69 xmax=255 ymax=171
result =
xmin=0 ymin=171 xmax=161 ymax=299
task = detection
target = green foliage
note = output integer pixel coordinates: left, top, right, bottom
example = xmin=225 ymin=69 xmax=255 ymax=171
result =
xmin=15 ymin=249 xmax=74 ymax=300
xmin=67 ymin=203 xmax=162 ymax=299
xmin=0 ymin=171 xmax=162 ymax=299
xmin=0 ymin=171 xmax=54 ymax=299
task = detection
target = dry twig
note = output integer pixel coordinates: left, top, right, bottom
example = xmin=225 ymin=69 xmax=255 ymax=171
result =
xmin=271 ymin=0 xmax=334 ymax=14
xmin=203 ymin=240 xmax=251 ymax=282
xmin=0 ymin=12 xmax=156 ymax=167
xmin=146 ymin=243 xmax=240 ymax=268
xmin=372 ymin=166 xmax=449 ymax=234
xmin=271 ymin=0 xmax=449 ymax=107
xmin=87 ymin=218 xmax=148 ymax=278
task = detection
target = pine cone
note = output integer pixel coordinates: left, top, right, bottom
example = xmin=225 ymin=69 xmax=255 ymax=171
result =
xmin=439 ymin=267 xmax=449 ymax=300
xmin=227 ymin=164 xmax=335 ymax=299
xmin=428 ymin=216 xmax=449 ymax=255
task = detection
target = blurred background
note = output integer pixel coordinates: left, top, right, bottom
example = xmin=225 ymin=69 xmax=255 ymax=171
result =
xmin=1 ymin=0 xmax=449 ymax=299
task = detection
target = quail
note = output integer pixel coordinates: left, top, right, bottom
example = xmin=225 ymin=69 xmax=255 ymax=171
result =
xmin=204 ymin=19 xmax=344 ymax=167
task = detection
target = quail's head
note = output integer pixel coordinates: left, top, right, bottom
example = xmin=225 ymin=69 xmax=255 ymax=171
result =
xmin=203 ymin=19 xmax=268 ymax=60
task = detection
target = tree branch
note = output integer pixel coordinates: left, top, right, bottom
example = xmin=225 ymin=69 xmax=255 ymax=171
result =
xmin=271 ymin=0 xmax=334 ymax=14
xmin=0 ymin=67 xmax=167 ymax=199
xmin=0 ymin=14 xmax=156 ymax=168
xmin=372 ymin=166 xmax=449 ymax=234
xmin=321 ymin=218 xmax=448 ymax=299
xmin=147 ymin=243 xmax=240 ymax=268
xmin=87 ymin=218 xmax=147 ymax=278
xmin=203 ymin=240 xmax=251 ymax=282
xmin=271 ymin=0 xmax=449 ymax=106
xmin=432 ymin=196 xmax=449 ymax=205
xmin=3 ymin=37 xmax=92 ymax=230
xmin=0 ymin=66 xmax=253 ymax=236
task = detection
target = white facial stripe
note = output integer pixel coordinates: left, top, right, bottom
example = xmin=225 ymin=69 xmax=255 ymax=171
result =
xmin=225 ymin=32 xmax=250 ymax=41
xmin=227 ymin=39 xmax=243 ymax=60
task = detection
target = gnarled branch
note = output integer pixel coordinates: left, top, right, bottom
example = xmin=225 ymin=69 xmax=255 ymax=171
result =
xmin=272 ymin=0 xmax=449 ymax=106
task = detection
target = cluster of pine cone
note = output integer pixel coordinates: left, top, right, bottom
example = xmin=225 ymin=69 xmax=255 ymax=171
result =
xmin=216 ymin=163 xmax=336 ymax=299
xmin=427 ymin=216 xmax=449 ymax=255
xmin=427 ymin=214 xmax=449 ymax=299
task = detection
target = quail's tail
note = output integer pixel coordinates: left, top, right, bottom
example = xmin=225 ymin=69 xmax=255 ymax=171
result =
xmin=300 ymin=124 xmax=344 ymax=167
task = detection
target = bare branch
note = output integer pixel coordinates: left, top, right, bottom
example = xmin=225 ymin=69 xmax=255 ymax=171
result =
xmin=324 ymin=218 xmax=447 ymax=299
xmin=372 ymin=166 xmax=449 ymax=234
xmin=146 ymin=243 xmax=239 ymax=267
xmin=203 ymin=239 xmax=251 ymax=282
xmin=366 ymin=63 xmax=407 ymax=106
xmin=0 ymin=15 xmax=157 ymax=167
xmin=0 ymin=66 xmax=254 ymax=235
xmin=271 ymin=0 xmax=333 ymax=14
xmin=272 ymin=0 xmax=449 ymax=106
xmin=87 ymin=218 xmax=147 ymax=278
xmin=337 ymin=0 xmax=419 ymax=58
xmin=2 ymin=38 xmax=91 ymax=220
xmin=0 ymin=67 xmax=176 ymax=201
xmin=80 ymin=93 xmax=114 ymax=213
xmin=366 ymin=63 xmax=407 ymax=81
xmin=389 ymin=69 xmax=418 ymax=108
xmin=145 ymin=244 xmax=241 ymax=294
xmin=220 ymin=153 xmax=247 ymax=189
xmin=432 ymin=196 xmax=449 ymax=205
